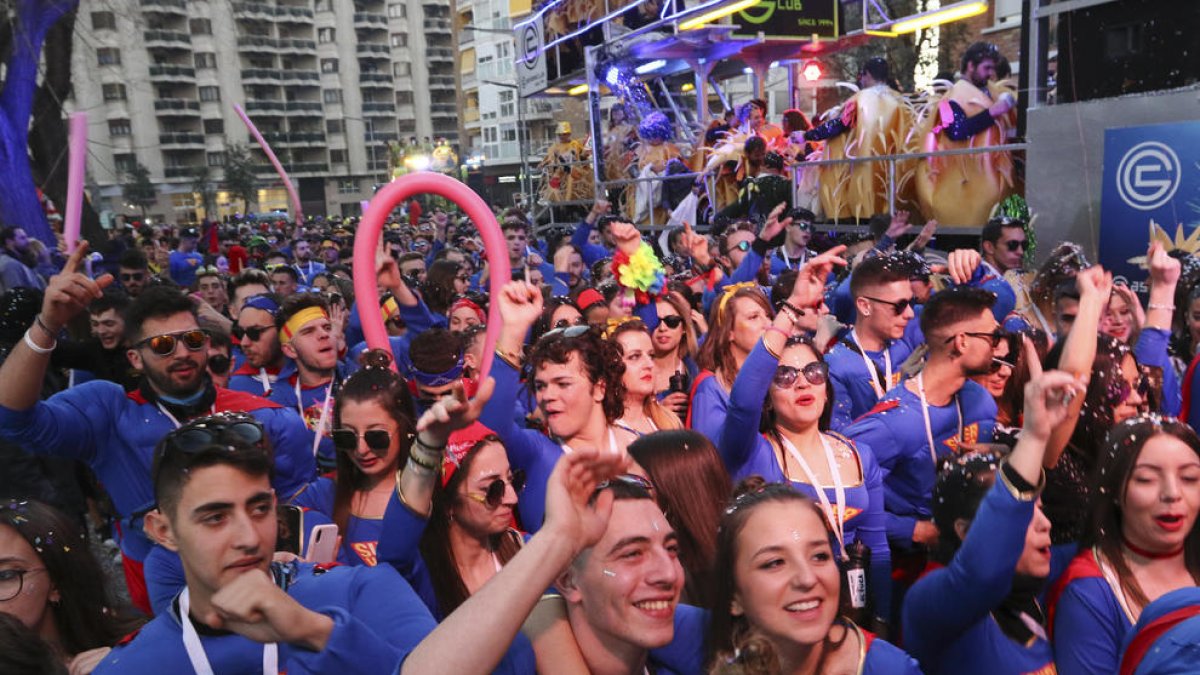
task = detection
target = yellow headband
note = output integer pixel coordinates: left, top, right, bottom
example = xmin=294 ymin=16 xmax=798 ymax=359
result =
xmin=602 ymin=316 xmax=640 ymax=340
xmin=381 ymin=296 xmax=400 ymax=321
xmin=281 ymin=306 xmax=329 ymax=344
xmin=716 ymin=282 xmax=759 ymax=321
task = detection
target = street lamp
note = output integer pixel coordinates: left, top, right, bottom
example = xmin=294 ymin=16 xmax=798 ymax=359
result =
xmin=481 ymin=79 xmax=531 ymax=209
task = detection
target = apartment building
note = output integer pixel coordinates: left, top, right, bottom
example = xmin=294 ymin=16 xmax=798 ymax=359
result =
xmin=71 ymin=0 xmax=458 ymax=222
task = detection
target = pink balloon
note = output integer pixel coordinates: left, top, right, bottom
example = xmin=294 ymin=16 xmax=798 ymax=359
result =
xmin=353 ymin=173 xmax=510 ymax=383
xmin=64 ymin=113 xmax=87 ymax=253
xmin=233 ymin=104 xmax=304 ymax=223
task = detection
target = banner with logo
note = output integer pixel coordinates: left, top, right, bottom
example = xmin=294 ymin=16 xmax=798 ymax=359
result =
xmin=730 ymin=0 xmax=838 ymax=40
xmin=1100 ymin=121 xmax=1200 ymax=290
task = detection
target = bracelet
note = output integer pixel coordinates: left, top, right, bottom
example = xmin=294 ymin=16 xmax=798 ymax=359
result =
xmin=781 ymin=301 xmax=807 ymax=318
xmin=406 ymin=453 xmax=439 ymax=474
xmin=23 ymin=328 xmax=55 ymax=355
xmin=762 ymin=334 xmax=784 ymax=360
xmin=766 ymin=326 xmax=789 ymax=341
xmin=495 ymin=346 xmax=522 ymax=370
xmin=412 ymin=434 xmax=447 ymax=455
xmin=33 ymin=314 xmax=56 ymax=337
xmin=1148 ymin=303 xmax=1175 ymax=311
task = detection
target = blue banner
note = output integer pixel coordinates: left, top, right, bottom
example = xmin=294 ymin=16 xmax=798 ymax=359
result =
xmin=1100 ymin=121 xmax=1200 ymax=291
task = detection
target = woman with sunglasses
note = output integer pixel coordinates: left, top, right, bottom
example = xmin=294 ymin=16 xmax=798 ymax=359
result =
xmin=652 ymin=292 xmax=699 ymax=419
xmin=707 ymin=478 xmax=921 ymax=674
xmin=607 ymin=319 xmax=683 ymax=438
xmin=0 ymin=499 xmax=141 ymax=674
xmin=1049 ymin=415 xmax=1200 ymax=675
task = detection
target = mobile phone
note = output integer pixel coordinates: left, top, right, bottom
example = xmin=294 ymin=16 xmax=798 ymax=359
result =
xmin=275 ymin=504 xmax=303 ymax=555
xmin=305 ymin=524 xmax=339 ymax=563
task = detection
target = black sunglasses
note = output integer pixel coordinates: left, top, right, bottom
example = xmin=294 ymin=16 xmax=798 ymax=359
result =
xmin=947 ymin=327 xmax=1006 ymax=348
xmin=466 ymin=470 xmax=527 ymax=509
xmin=990 ymin=356 xmax=1016 ymax=374
xmin=1108 ymin=376 xmax=1151 ymax=407
xmin=1005 ymin=240 xmax=1028 ymax=252
xmin=725 ymin=240 xmax=751 ymax=254
xmin=331 ymin=428 xmax=392 ymax=456
xmin=864 ymin=296 xmax=918 ymax=315
xmin=157 ymin=414 xmax=266 ymax=484
xmin=208 ymin=354 xmax=232 ymax=375
xmin=772 ymin=362 xmax=829 ymax=389
xmin=789 ymin=221 xmax=812 ymax=231
xmin=659 ymin=315 xmax=684 ymax=329
xmin=595 ymin=473 xmax=656 ymax=495
xmin=233 ymin=323 xmax=275 ymax=342
xmin=120 ymin=272 xmax=145 ymax=282
xmin=136 ymin=329 xmax=209 ymax=356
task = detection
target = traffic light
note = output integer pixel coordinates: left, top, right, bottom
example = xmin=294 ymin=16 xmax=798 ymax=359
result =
xmin=802 ymin=60 xmax=824 ymax=82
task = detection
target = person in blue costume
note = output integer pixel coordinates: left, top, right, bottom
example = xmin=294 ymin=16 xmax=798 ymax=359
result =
xmin=228 ymin=294 xmax=295 ymax=398
xmin=569 ymin=202 xmax=618 ymax=267
xmin=0 ymin=262 xmax=317 ymax=615
xmin=844 ymin=286 xmax=1001 ymax=555
xmin=167 ymin=228 xmax=204 ymax=289
xmin=267 ymin=293 xmax=356 ymax=465
xmin=98 ymin=408 xmax=640 ymax=674
xmin=1049 ymin=415 xmax=1200 ymax=675
xmin=707 ymin=478 xmax=921 ymax=674
xmin=1125 ymin=242 xmax=1183 ymax=417
xmin=480 ymin=280 xmax=632 ymax=531
xmin=289 ymin=238 xmax=326 ymax=286
xmin=1116 ymin=586 xmax=1200 ymax=675
xmin=767 ymin=208 xmax=817 ymax=280
xmin=691 ymin=282 xmax=774 ymax=444
xmin=902 ymin=355 xmax=1085 ymax=675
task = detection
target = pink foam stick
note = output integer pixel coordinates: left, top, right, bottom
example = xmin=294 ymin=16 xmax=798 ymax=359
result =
xmin=360 ymin=200 xmax=370 ymax=216
xmin=353 ymin=172 xmax=510 ymax=381
xmin=64 ymin=112 xmax=87 ymax=253
xmin=233 ymin=104 xmax=303 ymax=223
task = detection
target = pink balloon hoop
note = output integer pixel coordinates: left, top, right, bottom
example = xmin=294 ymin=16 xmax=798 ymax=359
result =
xmin=353 ymin=173 xmax=510 ymax=383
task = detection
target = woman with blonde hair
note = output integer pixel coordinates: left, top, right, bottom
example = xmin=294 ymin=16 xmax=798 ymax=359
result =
xmin=691 ymin=283 xmax=773 ymax=442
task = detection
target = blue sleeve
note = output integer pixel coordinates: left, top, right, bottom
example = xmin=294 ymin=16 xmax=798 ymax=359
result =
xmin=344 ymin=303 xmax=365 ymax=349
xmin=143 ymin=545 xmax=186 ymax=617
xmin=855 ymin=442 xmax=893 ymax=623
xmin=1052 ymin=579 xmax=1127 ymax=675
xmin=902 ymin=472 xmax=1034 ymax=660
xmin=289 ymin=568 xmax=436 ymax=674
xmin=0 ymin=380 xmax=121 ymax=464
xmin=831 ymin=275 xmax=856 ymax=325
xmin=648 ymin=604 xmax=709 ymax=675
xmin=719 ymin=341 xmax=773 ymax=474
xmin=943 ymin=101 xmax=996 ymax=141
xmin=377 ymin=488 xmax=440 ymax=616
xmin=963 ymin=265 xmax=1016 ymax=322
xmin=1135 ymin=328 xmax=1181 ymax=416
xmin=398 ymin=295 xmax=446 ymax=334
xmin=730 ymin=249 xmax=764 ymax=285
xmin=255 ymin=407 xmax=319 ymax=501
xmin=844 ymin=413 xmax=914 ymax=546
xmin=828 ymin=359 xmax=855 ymax=432
xmin=688 ymin=375 xmax=728 ymax=444
xmin=804 ymin=116 xmax=848 ymax=142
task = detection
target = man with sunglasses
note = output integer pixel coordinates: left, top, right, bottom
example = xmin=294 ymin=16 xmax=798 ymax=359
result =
xmin=0 ymin=257 xmax=318 ymax=614
xmin=117 ymin=249 xmax=151 ymax=297
xmin=768 ymin=207 xmax=816 ymax=278
xmin=228 ymin=294 xmax=295 ymax=397
xmin=845 ymin=287 xmax=1000 ymax=566
xmin=979 ymin=216 xmax=1028 ymax=276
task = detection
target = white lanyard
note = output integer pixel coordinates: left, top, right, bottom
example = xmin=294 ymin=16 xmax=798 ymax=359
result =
xmin=156 ymin=402 xmax=217 ymax=429
xmin=778 ymin=248 xmax=809 ymax=270
xmin=779 ymin=433 xmax=848 ymax=559
xmin=294 ymin=378 xmax=334 ymax=458
xmin=178 ymin=587 xmax=278 ymax=675
xmin=850 ymin=330 xmax=891 ymax=399
xmin=257 ymin=368 xmax=272 ymax=396
xmin=1095 ymin=547 xmax=1139 ymax=625
xmin=915 ymin=373 xmax=962 ymax=466
xmin=560 ymin=427 xmax=619 ymax=456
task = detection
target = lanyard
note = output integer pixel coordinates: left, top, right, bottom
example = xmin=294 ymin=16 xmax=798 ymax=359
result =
xmin=294 ymin=378 xmax=334 ymax=458
xmin=915 ymin=372 xmax=962 ymax=466
xmin=778 ymin=248 xmax=809 ymax=270
xmin=156 ymin=402 xmax=217 ymax=429
xmin=850 ymin=330 xmax=891 ymax=399
xmin=560 ymin=427 xmax=619 ymax=456
xmin=779 ymin=433 xmax=848 ymax=559
xmin=1095 ymin=547 xmax=1139 ymax=625
xmin=257 ymin=368 xmax=273 ymax=396
xmin=178 ymin=587 xmax=278 ymax=675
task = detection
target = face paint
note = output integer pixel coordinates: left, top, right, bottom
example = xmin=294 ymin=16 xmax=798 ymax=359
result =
xmin=603 ymin=569 xmax=617 ymax=577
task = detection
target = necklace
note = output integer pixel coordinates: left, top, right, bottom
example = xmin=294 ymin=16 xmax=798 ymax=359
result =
xmin=1123 ymin=537 xmax=1185 ymax=560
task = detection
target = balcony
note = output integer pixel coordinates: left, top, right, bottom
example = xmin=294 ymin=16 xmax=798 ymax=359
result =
xmin=464 ymin=106 xmax=479 ymax=123
xmin=353 ymin=12 xmax=388 ymax=28
xmin=143 ymin=30 xmax=192 ymax=49
xmin=159 ymin=132 xmax=206 ymax=146
xmin=278 ymin=37 xmax=317 ymax=53
xmin=292 ymin=162 xmax=329 ymax=173
xmin=362 ymin=101 xmax=396 ymax=115
xmin=232 ymin=2 xmax=274 ymax=19
xmin=239 ymin=36 xmax=280 ymax=53
xmin=428 ymin=75 xmax=456 ymax=89
xmin=370 ymin=130 xmax=399 ymax=142
xmin=149 ymin=64 xmax=196 ymax=81
xmin=423 ymin=18 xmax=451 ymax=32
xmin=276 ymin=5 xmax=315 ymax=23
xmin=281 ymin=69 xmax=320 ymax=82
xmin=154 ymin=98 xmax=201 ymax=114
xmin=241 ymin=68 xmax=282 ymax=83
xmin=360 ymin=73 xmax=393 ymax=88
xmin=356 ymin=43 xmax=389 ymax=56
xmin=165 ymin=166 xmax=201 ymax=179
xmin=286 ymin=101 xmax=323 ymax=112
xmin=140 ymin=0 xmax=187 ymax=15
xmin=262 ymin=131 xmax=327 ymax=145
xmin=427 ymin=48 xmax=454 ymax=63
xmin=367 ymin=159 xmax=390 ymax=172
xmin=244 ymin=100 xmax=287 ymax=113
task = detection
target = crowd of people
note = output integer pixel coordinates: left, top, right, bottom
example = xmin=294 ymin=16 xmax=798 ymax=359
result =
xmin=2 ymin=51 xmax=1200 ymax=675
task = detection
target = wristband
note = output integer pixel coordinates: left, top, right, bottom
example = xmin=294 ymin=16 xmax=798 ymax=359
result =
xmin=23 ymin=328 xmax=55 ymax=355
xmin=781 ymin=301 xmax=807 ymax=318
xmin=407 ymin=453 xmax=439 ymax=474
xmin=34 ymin=314 xmax=56 ymax=337
xmin=763 ymin=332 xmax=785 ymax=360
xmin=412 ymin=434 xmax=447 ymax=454
xmin=1148 ymin=303 xmax=1175 ymax=311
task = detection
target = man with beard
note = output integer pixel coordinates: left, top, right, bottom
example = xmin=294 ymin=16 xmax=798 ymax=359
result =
xmin=50 ymin=291 xmax=139 ymax=391
xmin=117 ymin=249 xmax=151 ymax=298
xmin=845 ymin=286 xmax=1000 ymax=557
xmin=0 ymin=245 xmax=316 ymax=613
xmin=228 ymin=294 xmax=293 ymax=397
xmin=291 ymin=237 xmax=326 ymax=286
xmin=268 ymin=293 xmax=349 ymax=465
xmin=0 ymin=226 xmax=46 ymax=294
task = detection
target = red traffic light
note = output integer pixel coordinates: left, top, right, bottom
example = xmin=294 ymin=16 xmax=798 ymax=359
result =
xmin=802 ymin=61 xmax=823 ymax=82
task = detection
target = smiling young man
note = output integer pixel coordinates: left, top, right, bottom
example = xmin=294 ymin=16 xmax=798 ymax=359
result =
xmin=0 ymin=248 xmax=317 ymax=613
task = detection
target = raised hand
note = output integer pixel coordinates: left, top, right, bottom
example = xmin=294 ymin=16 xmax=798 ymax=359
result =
xmin=1148 ymin=241 xmax=1181 ymax=287
xmin=946 ymin=249 xmax=983 ymax=285
xmin=1020 ymin=336 xmax=1086 ymax=443
xmin=416 ymin=378 xmax=496 ymax=445
xmin=497 ymin=280 xmax=544 ymax=332
xmin=1075 ymin=264 xmax=1113 ymax=301
xmin=680 ymin=222 xmax=711 ymax=267
xmin=202 ymin=569 xmax=334 ymax=651
xmin=541 ymin=447 xmax=631 ymax=557
xmin=608 ymin=221 xmax=643 ymax=256
xmin=375 ymin=236 xmax=402 ymax=291
xmin=790 ymin=245 xmax=847 ymax=309
xmin=41 ymin=241 xmax=113 ymax=332
xmin=759 ymin=202 xmax=790 ymax=242
xmin=910 ymin=219 xmax=938 ymax=251
xmin=885 ymin=210 xmax=913 ymax=240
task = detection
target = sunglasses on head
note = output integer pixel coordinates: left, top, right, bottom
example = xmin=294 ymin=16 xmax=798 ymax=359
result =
xmin=232 ymin=323 xmax=275 ymax=341
xmin=659 ymin=315 xmax=684 ymax=329
xmin=541 ymin=324 xmax=591 ymax=342
xmin=864 ymin=296 xmax=918 ymax=315
xmin=772 ymin=362 xmax=829 ymax=389
xmin=466 ymin=470 xmax=527 ymax=509
xmin=157 ymin=414 xmax=266 ymax=485
xmin=208 ymin=354 xmax=232 ymax=375
xmin=1005 ymin=240 xmax=1028 ymax=252
xmin=120 ymin=272 xmax=145 ymax=282
xmin=595 ymin=473 xmax=656 ymax=496
xmin=946 ymin=327 xmax=1006 ymax=348
xmin=136 ymin=329 xmax=209 ymax=356
xmin=331 ymin=428 xmax=392 ymax=456
xmin=553 ymin=317 xmax=587 ymax=329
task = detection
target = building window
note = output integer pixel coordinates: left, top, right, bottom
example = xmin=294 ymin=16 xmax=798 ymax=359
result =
xmin=114 ymin=154 xmax=137 ymax=174
xmin=337 ymin=178 xmax=358 ymax=194
xmin=203 ymin=118 xmax=224 ymax=135
xmin=326 ymin=119 xmax=344 ymax=134
xmin=387 ymin=3 xmax=406 ymax=18
xmin=199 ymin=86 xmax=221 ymax=102
xmin=501 ymin=127 xmax=517 ymax=142
xmin=318 ymin=27 xmax=336 ymax=43
xmin=390 ymin=33 xmax=407 ymax=47
xmin=189 ymin=18 xmax=212 ymax=35
xmin=323 ymin=89 xmax=343 ymax=104
xmin=206 ymin=152 xmax=226 ymax=167
xmin=97 ymin=48 xmax=121 ymax=66
xmin=315 ymin=0 xmax=331 ymax=10
xmin=320 ymin=58 xmax=339 ymax=73
xmin=194 ymin=53 xmax=217 ymax=69
xmin=108 ymin=120 xmax=131 ymax=136
xmin=393 ymin=62 xmax=411 ymax=77
xmin=91 ymin=12 xmax=116 ymax=30
xmin=102 ymin=83 xmax=126 ymax=101
xmin=330 ymin=149 xmax=347 ymax=164
xmin=395 ymin=91 xmax=413 ymax=105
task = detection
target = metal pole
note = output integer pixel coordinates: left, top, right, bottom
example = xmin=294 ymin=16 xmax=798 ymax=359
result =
xmin=584 ymin=45 xmax=604 ymax=189
xmin=518 ymin=93 xmax=531 ymax=214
